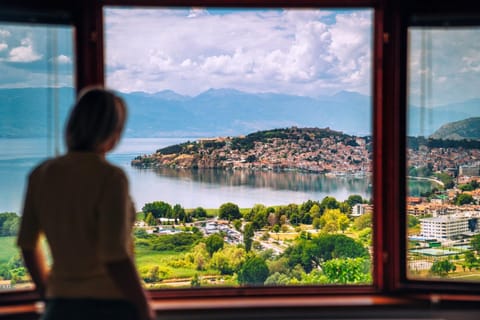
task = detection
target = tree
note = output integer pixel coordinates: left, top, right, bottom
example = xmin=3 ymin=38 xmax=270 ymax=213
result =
xmin=319 ymin=209 xmax=350 ymax=233
xmin=0 ymin=212 xmax=20 ymax=236
xmin=353 ymin=213 xmax=372 ymax=230
xmin=237 ymin=256 xmax=269 ymax=285
xmin=145 ymin=212 xmax=157 ymax=226
xmin=346 ymin=195 xmax=364 ymax=207
xmin=205 ymin=234 xmax=224 ymax=257
xmin=191 ymin=207 xmax=207 ymax=218
xmin=430 ymin=259 xmax=456 ymax=277
xmin=233 ymin=219 xmax=242 ymax=231
xmin=173 ymin=204 xmax=187 ymax=223
xmin=284 ymin=234 xmax=368 ymax=273
xmin=322 ymin=258 xmax=371 ymax=284
xmin=309 ymin=204 xmax=321 ymax=219
xmin=243 ymin=223 xmax=255 ymax=252
xmin=142 ymin=201 xmax=172 ymax=218
xmin=320 ymin=196 xmax=340 ymax=213
xmin=211 ymin=246 xmax=246 ymax=275
xmin=219 ymin=202 xmax=241 ymax=221
xmin=454 ymin=193 xmax=474 ymax=206
xmin=471 ymin=234 xmax=480 ymax=253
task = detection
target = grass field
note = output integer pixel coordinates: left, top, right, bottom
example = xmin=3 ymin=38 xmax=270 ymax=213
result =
xmin=134 ymin=246 xmax=219 ymax=280
xmin=0 ymin=237 xmax=19 ymax=265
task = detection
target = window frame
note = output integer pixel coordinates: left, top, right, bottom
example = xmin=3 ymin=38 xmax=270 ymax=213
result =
xmin=398 ymin=2 xmax=480 ymax=294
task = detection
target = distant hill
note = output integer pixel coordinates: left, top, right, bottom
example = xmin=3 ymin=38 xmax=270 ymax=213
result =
xmin=3 ymin=87 xmax=480 ymax=139
xmin=430 ymin=117 xmax=480 ymax=140
xmin=408 ymin=99 xmax=480 ymax=137
xmin=0 ymin=87 xmax=371 ymax=138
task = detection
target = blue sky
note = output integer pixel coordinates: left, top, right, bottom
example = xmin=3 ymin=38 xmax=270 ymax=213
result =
xmin=0 ymin=24 xmax=73 ymax=88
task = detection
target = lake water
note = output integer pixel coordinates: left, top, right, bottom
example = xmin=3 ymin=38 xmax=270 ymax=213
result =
xmin=1 ymin=138 xmax=373 ymax=213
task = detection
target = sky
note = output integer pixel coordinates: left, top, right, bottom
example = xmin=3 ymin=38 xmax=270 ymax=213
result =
xmin=104 ymin=8 xmax=373 ymax=98
xmin=0 ymin=9 xmax=479 ymax=106
xmin=0 ymin=24 xmax=74 ymax=88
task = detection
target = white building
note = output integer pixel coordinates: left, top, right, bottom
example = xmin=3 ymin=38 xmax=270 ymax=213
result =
xmin=351 ymin=204 xmax=373 ymax=217
xmin=420 ymin=215 xmax=470 ymax=239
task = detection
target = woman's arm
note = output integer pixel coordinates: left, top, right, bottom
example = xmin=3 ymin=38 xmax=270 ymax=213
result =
xmin=21 ymin=246 xmax=48 ymax=299
xmin=105 ymin=258 xmax=155 ymax=320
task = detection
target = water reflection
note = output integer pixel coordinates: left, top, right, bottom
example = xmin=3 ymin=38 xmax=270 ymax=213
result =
xmin=144 ymin=167 xmax=372 ymax=194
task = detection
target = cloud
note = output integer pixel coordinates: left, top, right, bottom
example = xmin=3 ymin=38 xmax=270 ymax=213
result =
xmin=104 ymin=8 xmax=373 ymax=97
xmin=50 ymin=54 xmax=72 ymax=64
xmin=8 ymin=37 xmax=42 ymax=62
xmin=0 ymin=43 xmax=7 ymax=52
xmin=408 ymin=28 xmax=480 ymax=106
xmin=0 ymin=29 xmax=10 ymax=38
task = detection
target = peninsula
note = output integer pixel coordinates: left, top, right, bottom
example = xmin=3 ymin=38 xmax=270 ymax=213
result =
xmin=131 ymin=127 xmax=372 ymax=175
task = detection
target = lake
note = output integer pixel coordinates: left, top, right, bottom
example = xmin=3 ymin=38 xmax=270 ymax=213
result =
xmin=1 ymin=138 xmax=373 ymax=213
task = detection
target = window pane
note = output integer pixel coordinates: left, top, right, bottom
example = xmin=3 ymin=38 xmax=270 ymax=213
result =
xmin=407 ymin=27 xmax=480 ymax=281
xmin=0 ymin=23 xmax=75 ymax=290
xmin=104 ymin=7 xmax=373 ymax=288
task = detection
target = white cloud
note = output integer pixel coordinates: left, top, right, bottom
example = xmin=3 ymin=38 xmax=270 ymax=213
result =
xmin=8 ymin=37 xmax=42 ymax=62
xmin=0 ymin=29 xmax=10 ymax=38
xmin=0 ymin=43 xmax=7 ymax=51
xmin=104 ymin=8 xmax=373 ymax=97
xmin=408 ymin=28 xmax=480 ymax=106
xmin=50 ymin=54 xmax=72 ymax=64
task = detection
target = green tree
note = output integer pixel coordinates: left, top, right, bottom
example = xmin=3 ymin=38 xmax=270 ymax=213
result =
xmin=173 ymin=204 xmax=187 ymax=223
xmin=191 ymin=207 xmax=207 ymax=218
xmin=312 ymin=217 xmax=321 ymax=230
xmin=210 ymin=246 xmax=246 ymax=275
xmin=346 ymin=195 xmax=364 ymax=207
xmin=219 ymin=202 xmax=241 ymax=221
xmin=353 ymin=213 xmax=372 ymax=230
xmin=243 ymin=223 xmax=254 ymax=252
xmin=319 ymin=209 xmax=350 ymax=233
xmin=237 ymin=256 xmax=269 ymax=285
xmin=430 ymin=259 xmax=456 ymax=277
xmin=309 ymin=204 xmax=321 ymax=219
xmin=142 ymin=201 xmax=172 ymax=218
xmin=233 ymin=219 xmax=242 ymax=231
xmin=284 ymin=234 xmax=368 ymax=273
xmin=145 ymin=212 xmax=157 ymax=226
xmin=320 ymin=196 xmax=340 ymax=213
xmin=0 ymin=212 xmax=20 ymax=236
xmin=205 ymin=234 xmax=224 ymax=257
xmin=322 ymin=257 xmax=371 ymax=284
xmin=471 ymin=234 xmax=480 ymax=253
xmin=455 ymin=193 xmax=474 ymax=206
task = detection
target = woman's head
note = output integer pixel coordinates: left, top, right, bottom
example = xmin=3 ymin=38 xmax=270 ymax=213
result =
xmin=66 ymin=87 xmax=127 ymax=152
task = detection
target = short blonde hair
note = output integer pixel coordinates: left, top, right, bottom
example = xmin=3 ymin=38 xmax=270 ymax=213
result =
xmin=66 ymin=87 xmax=127 ymax=151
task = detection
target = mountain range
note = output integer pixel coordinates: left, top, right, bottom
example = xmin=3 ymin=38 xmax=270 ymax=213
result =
xmin=0 ymin=87 xmax=479 ymax=138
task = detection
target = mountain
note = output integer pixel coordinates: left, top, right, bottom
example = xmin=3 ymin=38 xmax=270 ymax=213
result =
xmin=430 ymin=117 xmax=480 ymax=140
xmin=0 ymin=87 xmax=74 ymax=138
xmin=0 ymin=87 xmax=380 ymax=138
xmin=408 ymin=98 xmax=480 ymax=137
xmin=119 ymin=88 xmax=372 ymax=138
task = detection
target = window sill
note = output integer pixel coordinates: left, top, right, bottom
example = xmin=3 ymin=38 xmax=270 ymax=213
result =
xmin=2 ymin=293 xmax=480 ymax=319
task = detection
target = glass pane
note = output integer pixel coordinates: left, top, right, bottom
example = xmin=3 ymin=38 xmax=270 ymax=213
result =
xmin=0 ymin=23 xmax=75 ymax=290
xmin=104 ymin=7 xmax=373 ymax=288
xmin=407 ymin=27 xmax=480 ymax=281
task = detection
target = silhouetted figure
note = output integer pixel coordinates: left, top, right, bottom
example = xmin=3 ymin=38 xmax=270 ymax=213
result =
xmin=17 ymin=87 xmax=154 ymax=320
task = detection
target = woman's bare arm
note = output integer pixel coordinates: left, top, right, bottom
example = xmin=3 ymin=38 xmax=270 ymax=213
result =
xmin=21 ymin=246 xmax=48 ymax=299
xmin=105 ymin=258 xmax=155 ymax=320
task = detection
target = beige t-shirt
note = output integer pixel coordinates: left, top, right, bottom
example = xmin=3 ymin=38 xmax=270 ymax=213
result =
xmin=17 ymin=152 xmax=136 ymax=299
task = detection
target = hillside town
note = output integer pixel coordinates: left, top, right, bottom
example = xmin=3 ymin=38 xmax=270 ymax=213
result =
xmin=132 ymin=127 xmax=373 ymax=176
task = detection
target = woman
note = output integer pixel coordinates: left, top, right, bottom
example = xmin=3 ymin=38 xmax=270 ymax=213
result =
xmin=17 ymin=87 xmax=154 ymax=320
